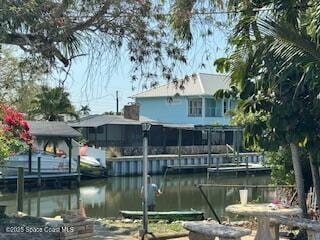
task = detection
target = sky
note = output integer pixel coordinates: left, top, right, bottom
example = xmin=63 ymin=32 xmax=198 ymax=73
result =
xmin=61 ymin=29 xmax=230 ymax=114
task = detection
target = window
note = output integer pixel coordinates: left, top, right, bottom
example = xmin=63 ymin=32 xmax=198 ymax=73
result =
xmin=224 ymin=100 xmax=229 ymax=114
xmin=205 ymin=99 xmax=216 ymax=117
xmin=230 ymin=99 xmax=236 ymax=110
xmin=188 ymin=98 xmax=202 ymax=116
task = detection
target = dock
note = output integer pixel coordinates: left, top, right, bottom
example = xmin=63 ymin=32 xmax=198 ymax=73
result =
xmin=166 ymin=164 xmax=210 ymax=173
xmin=108 ymin=152 xmax=264 ymax=176
xmin=165 ymin=163 xmax=270 ymax=174
xmin=0 ymin=172 xmax=81 ymax=187
xmin=207 ymin=163 xmax=270 ymax=174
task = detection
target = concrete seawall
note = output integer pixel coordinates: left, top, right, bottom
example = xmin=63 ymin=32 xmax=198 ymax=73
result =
xmin=108 ymin=152 xmax=263 ymax=176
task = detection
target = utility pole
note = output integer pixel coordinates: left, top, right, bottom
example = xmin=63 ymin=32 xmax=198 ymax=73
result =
xmin=116 ymin=90 xmax=119 ymax=115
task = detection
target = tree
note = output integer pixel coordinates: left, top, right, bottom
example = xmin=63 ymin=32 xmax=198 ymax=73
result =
xmin=79 ymin=105 xmax=91 ymax=116
xmin=170 ymin=0 xmax=320 ymax=217
xmin=0 ymin=48 xmax=44 ymax=116
xmin=0 ymin=105 xmax=31 ymax=165
xmin=0 ymin=0 xmax=191 ymax=82
xmin=257 ymin=15 xmax=320 ymax=207
xmin=31 ymin=86 xmax=78 ymax=121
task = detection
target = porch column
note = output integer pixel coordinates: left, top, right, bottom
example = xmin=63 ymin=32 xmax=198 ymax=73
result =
xmin=208 ymin=128 xmax=212 ymax=167
xmin=94 ymin=127 xmax=97 ymax=147
xmin=202 ymin=97 xmax=205 ymax=122
xmin=178 ymin=129 xmax=182 ymax=170
xmin=68 ymin=138 xmax=72 ymax=173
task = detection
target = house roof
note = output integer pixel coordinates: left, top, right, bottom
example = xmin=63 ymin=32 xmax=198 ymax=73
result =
xmin=131 ymin=73 xmax=230 ymax=98
xmin=28 ymin=121 xmax=82 ymax=138
xmin=69 ymin=115 xmax=142 ymax=128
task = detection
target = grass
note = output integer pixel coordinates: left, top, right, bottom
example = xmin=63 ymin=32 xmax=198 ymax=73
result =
xmin=101 ymin=219 xmax=187 ymax=235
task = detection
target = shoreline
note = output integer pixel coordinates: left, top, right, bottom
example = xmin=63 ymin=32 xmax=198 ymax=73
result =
xmin=0 ymin=213 xmax=295 ymax=240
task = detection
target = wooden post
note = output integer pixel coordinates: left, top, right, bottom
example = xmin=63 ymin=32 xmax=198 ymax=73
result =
xmin=208 ymin=129 xmax=212 ymax=168
xmin=37 ymin=191 xmax=40 ymax=217
xmin=216 ymin=157 xmax=219 ymax=175
xmin=17 ymin=167 xmax=24 ymax=212
xmin=236 ymin=129 xmax=240 ymax=166
xmin=28 ymin=199 xmax=31 ymax=215
xmin=246 ymin=156 xmax=249 ymax=175
xmin=37 ymin=157 xmax=41 ymax=187
xmin=68 ymin=138 xmax=72 ymax=173
xmin=94 ymin=127 xmax=97 ymax=147
xmin=28 ymin=144 xmax=32 ymax=175
xmin=77 ymin=155 xmax=81 ymax=185
xmin=68 ymin=193 xmax=71 ymax=210
xmin=178 ymin=129 xmax=182 ymax=171
xmin=232 ymin=130 xmax=237 ymax=165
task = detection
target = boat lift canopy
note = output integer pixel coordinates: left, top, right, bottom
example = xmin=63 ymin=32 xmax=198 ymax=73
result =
xmin=27 ymin=121 xmax=82 ymax=174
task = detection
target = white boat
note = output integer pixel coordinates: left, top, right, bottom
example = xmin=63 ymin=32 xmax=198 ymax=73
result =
xmin=80 ymin=156 xmax=101 ymax=167
xmin=2 ymin=151 xmax=78 ymax=175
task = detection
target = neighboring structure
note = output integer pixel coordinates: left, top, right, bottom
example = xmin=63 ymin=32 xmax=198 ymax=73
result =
xmin=131 ymin=73 xmax=236 ymax=125
xmin=69 ymin=115 xmax=236 ymax=156
xmin=27 ymin=121 xmax=82 ymax=173
xmin=69 ymin=73 xmax=241 ymax=157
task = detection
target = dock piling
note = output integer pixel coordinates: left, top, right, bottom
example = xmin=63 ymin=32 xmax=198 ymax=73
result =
xmin=37 ymin=157 xmax=41 ymax=187
xmin=216 ymin=158 xmax=219 ymax=175
xmin=17 ymin=167 xmax=24 ymax=212
xmin=246 ymin=157 xmax=249 ymax=175
xmin=77 ymin=155 xmax=81 ymax=185
xmin=208 ymin=129 xmax=212 ymax=168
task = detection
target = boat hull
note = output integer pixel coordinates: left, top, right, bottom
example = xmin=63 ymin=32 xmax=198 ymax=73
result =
xmin=3 ymin=153 xmax=77 ymax=175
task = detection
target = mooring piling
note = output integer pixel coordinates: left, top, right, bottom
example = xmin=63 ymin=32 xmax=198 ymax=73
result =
xmin=17 ymin=167 xmax=24 ymax=212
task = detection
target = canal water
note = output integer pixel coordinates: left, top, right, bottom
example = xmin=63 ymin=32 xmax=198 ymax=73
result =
xmin=0 ymin=174 xmax=273 ymax=219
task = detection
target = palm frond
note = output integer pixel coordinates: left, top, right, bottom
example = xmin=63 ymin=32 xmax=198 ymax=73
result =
xmin=259 ymin=18 xmax=320 ymax=66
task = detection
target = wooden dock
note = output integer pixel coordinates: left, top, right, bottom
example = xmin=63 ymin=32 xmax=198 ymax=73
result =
xmin=166 ymin=164 xmax=209 ymax=173
xmin=0 ymin=172 xmax=80 ymax=185
xmin=165 ymin=163 xmax=270 ymax=175
xmin=207 ymin=164 xmax=270 ymax=174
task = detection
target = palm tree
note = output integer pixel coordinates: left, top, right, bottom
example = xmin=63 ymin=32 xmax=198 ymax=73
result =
xmin=257 ymin=17 xmax=320 ymax=209
xmin=31 ymin=86 xmax=78 ymax=121
xmin=79 ymin=105 xmax=91 ymax=116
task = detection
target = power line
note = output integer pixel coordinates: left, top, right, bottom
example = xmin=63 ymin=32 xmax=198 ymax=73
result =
xmin=188 ymin=4 xmax=312 ymax=15
xmin=71 ymin=93 xmax=114 ymax=103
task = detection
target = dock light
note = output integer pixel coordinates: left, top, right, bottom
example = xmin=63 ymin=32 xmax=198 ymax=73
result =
xmin=141 ymin=122 xmax=152 ymax=239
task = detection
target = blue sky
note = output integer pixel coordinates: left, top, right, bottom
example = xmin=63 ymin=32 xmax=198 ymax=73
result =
xmin=62 ymin=29 xmax=229 ymax=114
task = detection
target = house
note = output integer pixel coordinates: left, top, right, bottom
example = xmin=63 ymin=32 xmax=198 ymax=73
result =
xmin=69 ymin=114 xmax=236 ymax=156
xmin=68 ymin=73 xmax=241 ymax=156
xmin=131 ymin=73 xmax=236 ymax=125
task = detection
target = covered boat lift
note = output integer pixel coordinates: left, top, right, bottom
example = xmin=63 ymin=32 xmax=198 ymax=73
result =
xmin=27 ymin=121 xmax=82 ymax=174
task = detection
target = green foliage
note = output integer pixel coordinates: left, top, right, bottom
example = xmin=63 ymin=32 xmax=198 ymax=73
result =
xmin=0 ymin=133 xmax=28 ymax=165
xmin=266 ymin=147 xmax=295 ymax=185
xmin=0 ymin=0 xmax=192 ymax=82
xmin=79 ymin=105 xmax=91 ymax=116
xmin=31 ymin=86 xmax=78 ymax=121
xmin=0 ymin=48 xmax=43 ymax=116
xmin=0 ymin=105 xmax=31 ymax=165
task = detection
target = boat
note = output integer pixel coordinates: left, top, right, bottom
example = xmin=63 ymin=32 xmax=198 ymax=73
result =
xmin=120 ymin=210 xmax=204 ymax=221
xmin=80 ymin=155 xmax=101 ymax=167
xmin=3 ymin=151 xmax=78 ymax=175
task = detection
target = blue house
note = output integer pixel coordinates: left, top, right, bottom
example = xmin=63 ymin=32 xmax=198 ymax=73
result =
xmin=132 ymin=73 xmax=235 ymax=125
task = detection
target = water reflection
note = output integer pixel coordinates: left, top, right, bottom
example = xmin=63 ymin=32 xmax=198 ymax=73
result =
xmin=0 ymin=174 xmax=273 ymax=219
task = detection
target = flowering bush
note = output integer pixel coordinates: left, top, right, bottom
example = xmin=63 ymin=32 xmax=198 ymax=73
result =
xmin=0 ymin=105 xmax=31 ymax=165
